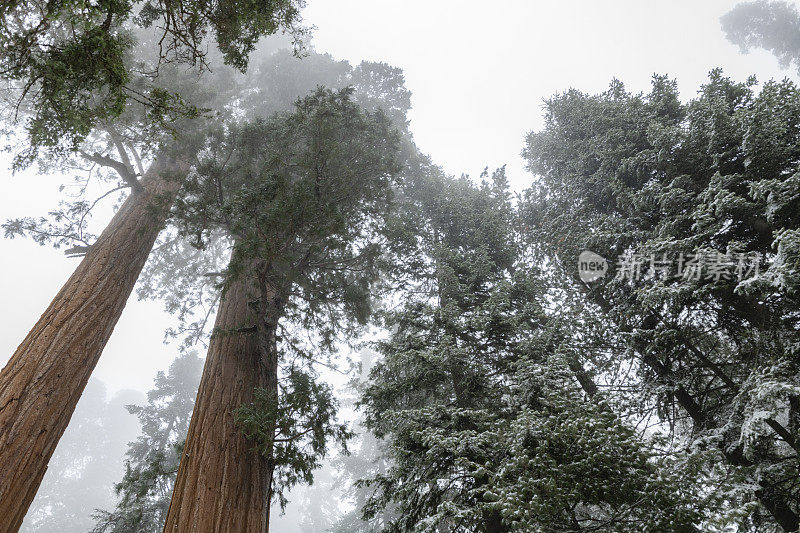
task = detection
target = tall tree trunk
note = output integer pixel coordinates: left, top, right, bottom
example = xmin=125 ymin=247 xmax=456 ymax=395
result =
xmin=164 ymin=260 xmax=284 ymax=533
xmin=0 ymin=157 xmax=187 ymax=533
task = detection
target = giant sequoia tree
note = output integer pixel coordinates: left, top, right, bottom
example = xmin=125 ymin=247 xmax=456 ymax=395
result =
xmin=138 ymin=88 xmax=400 ymax=531
xmin=522 ymin=72 xmax=800 ymax=530
xmin=0 ymin=3 xmax=305 ymax=528
xmin=73 ymin=48 xmax=414 ymax=533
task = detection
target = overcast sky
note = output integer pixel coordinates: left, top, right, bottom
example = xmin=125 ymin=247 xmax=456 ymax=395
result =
xmin=1 ymin=0 xmax=797 ymax=396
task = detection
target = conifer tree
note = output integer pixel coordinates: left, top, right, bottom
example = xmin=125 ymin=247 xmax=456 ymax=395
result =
xmin=522 ymin=72 xmax=800 ymax=530
xmin=92 ymin=352 xmax=203 ymax=533
xmin=0 ymin=5 xmax=305 ymax=527
xmin=145 ymin=88 xmax=400 ymax=531
xmin=360 ymin=167 xmax=704 ymax=532
xmin=721 ymin=0 xmax=800 ymax=74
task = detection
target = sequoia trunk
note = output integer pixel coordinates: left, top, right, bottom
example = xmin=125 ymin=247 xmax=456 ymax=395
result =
xmin=0 ymin=157 xmax=186 ymax=532
xmin=163 ymin=264 xmax=282 ymax=533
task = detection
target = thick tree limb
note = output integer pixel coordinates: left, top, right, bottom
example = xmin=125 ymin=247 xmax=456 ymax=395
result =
xmin=106 ymin=125 xmax=138 ymax=178
xmin=64 ymin=245 xmax=91 ymax=257
xmin=79 ymin=150 xmax=143 ymax=193
xmin=128 ymin=142 xmax=146 ymax=176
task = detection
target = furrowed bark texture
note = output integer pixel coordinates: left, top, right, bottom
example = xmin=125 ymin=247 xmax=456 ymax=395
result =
xmin=0 ymin=159 xmax=185 ymax=533
xmin=164 ymin=268 xmax=281 ymax=533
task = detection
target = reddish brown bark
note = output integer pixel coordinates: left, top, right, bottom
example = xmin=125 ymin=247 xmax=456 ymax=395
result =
xmin=163 ymin=266 xmax=282 ymax=533
xmin=0 ymin=158 xmax=187 ymax=533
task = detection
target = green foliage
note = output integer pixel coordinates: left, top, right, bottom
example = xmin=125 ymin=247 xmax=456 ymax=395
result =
xmin=1 ymin=1 xmax=132 ymax=157
xmin=0 ymin=0 xmax=306 ymax=162
xmin=482 ymin=367 xmax=703 ymax=532
xmin=360 ymin=168 xmax=704 ymax=531
xmin=241 ymin=49 xmax=412 ymax=127
xmin=134 ymin=0 xmax=307 ymax=71
xmin=166 ymin=86 xmax=401 ymax=348
xmin=235 ymin=367 xmax=353 ymax=510
xmin=521 ymin=70 xmax=800 ymax=530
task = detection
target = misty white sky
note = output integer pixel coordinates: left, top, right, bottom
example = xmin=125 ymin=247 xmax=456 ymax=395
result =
xmin=0 ymin=0 xmax=798 ymax=397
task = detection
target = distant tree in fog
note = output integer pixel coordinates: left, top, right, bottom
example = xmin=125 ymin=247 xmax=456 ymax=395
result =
xmin=722 ymin=0 xmax=800 ymax=73
xmin=92 ymin=352 xmax=202 ymax=533
xmin=21 ymin=381 xmax=143 ymax=533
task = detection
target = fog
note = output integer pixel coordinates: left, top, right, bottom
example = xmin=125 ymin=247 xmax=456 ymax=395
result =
xmin=1 ymin=1 xmax=799 ymax=531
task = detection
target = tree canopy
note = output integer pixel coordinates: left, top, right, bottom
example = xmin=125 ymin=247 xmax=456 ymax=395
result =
xmin=0 ymin=0 xmax=307 ymax=161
